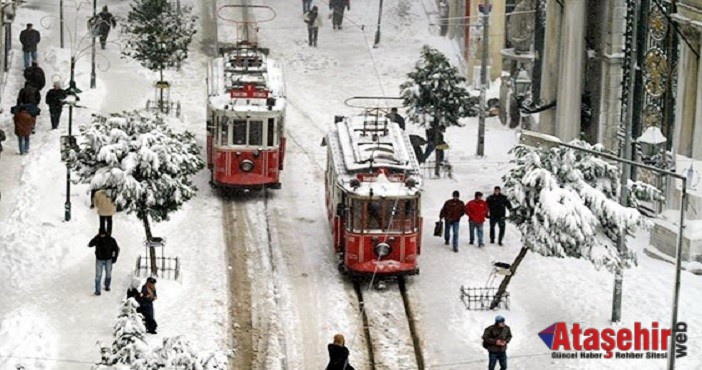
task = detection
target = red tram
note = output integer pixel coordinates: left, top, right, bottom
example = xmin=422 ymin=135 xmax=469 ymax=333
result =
xmin=325 ymin=101 xmax=424 ymax=277
xmin=206 ymin=42 xmax=286 ymax=189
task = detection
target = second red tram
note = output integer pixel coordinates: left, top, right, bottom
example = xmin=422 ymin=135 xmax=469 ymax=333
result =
xmin=206 ymin=42 xmax=286 ymax=189
xmin=325 ymin=107 xmax=424 ymax=277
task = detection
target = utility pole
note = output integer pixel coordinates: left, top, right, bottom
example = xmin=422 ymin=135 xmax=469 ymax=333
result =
xmin=90 ymin=0 xmax=96 ymax=88
xmin=612 ymin=0 xmax=640 ymax=324
xmin=60 ymin=0 xmax=64 ymax=48
xmin=65 ymin=56 xmax=77 ymax=222
xmin=373 ymin=0 xmax=384 ymax=48
xmin=476 ymin=0 xmax=489 ymax=157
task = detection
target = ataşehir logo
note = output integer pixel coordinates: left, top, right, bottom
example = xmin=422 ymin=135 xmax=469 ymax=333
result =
xmin=538 ymin=322 xmax=689 ymax=360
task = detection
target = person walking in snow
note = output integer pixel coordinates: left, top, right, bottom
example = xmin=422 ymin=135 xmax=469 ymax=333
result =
xmin=88 ymin=229 xmax=120 ymax=296
xmin=386 ymin=107 xmax=406 ymax=130
xmin=16 ymin=81 xmax=41 ymax=106
xmin=465 ymin=191 xmax=488 ymax=247
xmin=93 ymin=189 xmax=116 ymax=235
xmin=97 ymin=6 xmax=117 ymax=50
xmin=303 ymin=6 xmax=322 ymax=47
xmin=326 ymin=333 xmax=355 ymax=370
xmin=302 ymin=0 xmax=312 ymax=14
xmin=24 ymin=61 xmax=46 ymax=91
xmin=482 ymin=315 xmax=512 ymax=370
xmin=486 ymin=186 xmax=512 ymax=246
xmin=329 ymin=0 xmax=350 ymax=30
xmin=141 ymin=277 xmax=158 ymax=334
xmin=19 ymin=23 xmax=41 ymax=69
xmin=46 ymin=82 xmax=67 ymax=130
xmin=439 ymin=190 xmax=465 ymax=252
xmin=13 ymin=106 xmax=35 ymax=155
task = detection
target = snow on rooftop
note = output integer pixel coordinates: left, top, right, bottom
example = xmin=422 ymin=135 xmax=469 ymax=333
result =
xmin=328 ymin=114 xmax=423 ymax=197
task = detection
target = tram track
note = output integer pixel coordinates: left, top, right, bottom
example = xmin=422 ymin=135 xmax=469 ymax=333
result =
xmin=353 ymin=278 xmax=425 ymax=370
xmin=223 ymin=191 xmax=289 ymax=370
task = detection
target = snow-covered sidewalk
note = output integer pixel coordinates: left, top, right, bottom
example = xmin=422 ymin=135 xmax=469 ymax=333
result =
xmin=0 ymin=1 xmax=228 ymax=369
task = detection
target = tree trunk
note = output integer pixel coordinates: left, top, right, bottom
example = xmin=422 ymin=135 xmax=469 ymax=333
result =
xmin=141 ymin=213 xmax=158 ymax=277
xmin=490 ymin=246 xmax=529 ymax=309
xmin=159 ymin=69 xmax=164 ymax=113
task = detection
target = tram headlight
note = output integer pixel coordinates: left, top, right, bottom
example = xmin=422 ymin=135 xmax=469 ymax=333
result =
xmin=240 ymin=160 xmax=254 ymax=172
xmin=374 ymin=242 xmax=391 ymax=258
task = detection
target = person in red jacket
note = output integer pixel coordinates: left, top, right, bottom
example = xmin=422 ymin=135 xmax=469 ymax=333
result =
xmin=439 ymin=190 xmax=465 ymax=252
xmin=465 ymin=191 xmax=488 ymax=247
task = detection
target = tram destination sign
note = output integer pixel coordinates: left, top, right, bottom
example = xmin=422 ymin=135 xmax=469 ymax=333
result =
xmin=230 ymin=83 xmax=269 ymax=99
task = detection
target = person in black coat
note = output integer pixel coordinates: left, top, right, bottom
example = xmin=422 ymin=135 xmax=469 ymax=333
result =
xmin=24 ymin=62 xmax=46 ymax=91
xmin=97 ymin=6 xmax=117 ymax=49
xmin=45 ymin=82 xmax=67 ymax=130
xmin=126 ymin=277 xmax=143 ymax=312
xmin=19 ymin=23 xmax=40 ymax=69
xmin=88 ymin=229 xmax=120 ymax=295
xmin=329 ymin=0 xmax=350 ymax=30
xmin=141 ymin=277 xmax=158 ymax=334
xmin=326 ymin=334 xmax=355 ymax=370
xmin=17 ymin=82 xmax=41 ymax=106
xmin=386 ymin=107 xmax=406 ymax=130
xmin=486 ymin=186 xmax=512 ymax=246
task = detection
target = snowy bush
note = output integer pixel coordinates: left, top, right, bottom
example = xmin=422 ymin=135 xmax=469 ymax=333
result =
xmin=399 ymin=45 xmax=477 ymax=128
xmin=503 ymin=141 xmax=661 ymax=271
xmin=95 ymin=300 xmax=229 ymax=369
xmin=121 ymin=0 xmax=197 ymax=74
xmin=68 ymin=111 xmax=204 ymax=240
xmin=96 ymin=298 xmax=150 ymax=367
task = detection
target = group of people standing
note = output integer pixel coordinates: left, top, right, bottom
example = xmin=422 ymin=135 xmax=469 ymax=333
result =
xmin=440 ymin=186 xmax=512 ymax=252
xmin=302 ymin=0 xmax=350 ymax=47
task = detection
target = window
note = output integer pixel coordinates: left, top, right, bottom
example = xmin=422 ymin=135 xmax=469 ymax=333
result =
xmin=219 ymin=116 xmax=229 ymax=145
xmin=267 ymin=118 xmax=276 ymax=146
xmin=351 ymin=199 xmax=363 ymax=232
xmin=249 ymin=120 xmax=263 ymax=146
xmin=232 ymin=120 xmax=247 ymax=145
xmin=367 ymin=200 xmax=384 ymax=230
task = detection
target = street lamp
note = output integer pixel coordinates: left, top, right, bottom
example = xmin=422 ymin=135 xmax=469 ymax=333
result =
xmin=513 ymin=69 xmax=531 ymax=97
xmin=61 ymin=74 xmax=81 ymax=221
xmin=636 ymin=126 xmax=667 ymax=165
xmin=518 ymin=130 xmax=687 ymax=370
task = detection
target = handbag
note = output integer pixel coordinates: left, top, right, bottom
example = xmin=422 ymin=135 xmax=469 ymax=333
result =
xmin=433 ymin=220 xmax=443 ymax=237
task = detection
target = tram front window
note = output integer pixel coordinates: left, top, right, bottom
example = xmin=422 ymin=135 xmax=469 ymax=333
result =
xmin=249 ymin=120 xmax=263 ymax=146
xmin=232 ymin=120 xmax=247 ymax=145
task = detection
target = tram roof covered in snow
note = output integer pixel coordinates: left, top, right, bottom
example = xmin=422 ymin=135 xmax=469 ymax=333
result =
xmin=327 ymin=114 xmax=423 ymax=197
xmin=207 ymin=47 xmax=286 ymax=113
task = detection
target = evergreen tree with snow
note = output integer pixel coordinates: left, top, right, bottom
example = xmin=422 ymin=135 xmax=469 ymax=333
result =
xmin=121 ymin=0 xmax=197 ymax=107
xmin=400 ymin=45 xmax=477 ymax=128
xmin=491 ymin=140 xmax=662 ymax=309
xmin=69 ymin=111 xmax=204 ymax=275
xmin=96 ymin=298 xmax=149 ymax=367
xmin=400 ymin=45 xmax=476 ymax=174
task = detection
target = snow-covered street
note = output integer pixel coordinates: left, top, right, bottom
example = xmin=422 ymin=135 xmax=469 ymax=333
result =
xmin=0 ymin=0 xmax=701 ymax=369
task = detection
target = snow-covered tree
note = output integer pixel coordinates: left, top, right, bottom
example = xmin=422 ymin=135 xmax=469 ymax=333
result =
xmin=121 ymin=0 xmax=197 ymax=107
xmin=399 ymin=45 xmax=477 ymax=129
xmin=491 ymin=141 xmax=662 ymax=308
xmin=95 ymin=300 xmax=229 ymax=369
xmin=69 ymin=111 xmax=204 ymax=274
xmin=96 ymin=298 xmax=149 ymax=368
